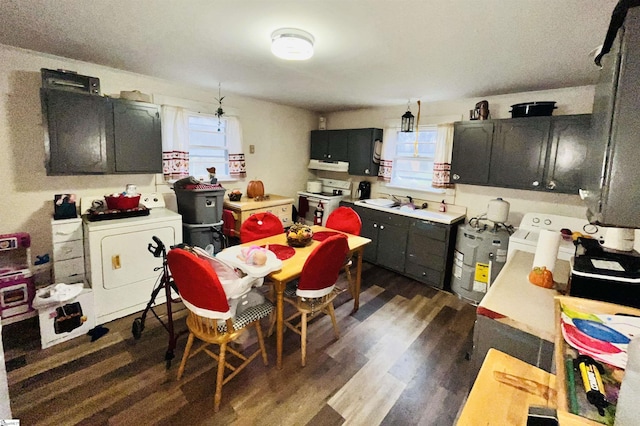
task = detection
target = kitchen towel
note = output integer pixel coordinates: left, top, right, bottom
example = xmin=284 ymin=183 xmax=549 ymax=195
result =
xmin=222 ymin=209 xmax=236 ymax=237
xmin=532 ymin=229 xmax=561 ymax=274
xmin=298 ymin=195 xmax=309 ymax=219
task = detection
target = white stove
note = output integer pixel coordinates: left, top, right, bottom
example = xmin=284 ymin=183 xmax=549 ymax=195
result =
xmin=297 ymin=179 xmax=351 ymax=226
xmin=81 ymin=193 xmax=183 ymax=324
xmin=508 ymin=213 xmax=605 ymax=261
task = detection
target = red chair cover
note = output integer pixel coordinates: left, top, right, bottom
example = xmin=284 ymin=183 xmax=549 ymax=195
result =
xmin=325 ymin=206 xmax=362 ymax=235
xmin=297 ymin=234 xmax=349 ymax=293
xmin=167 ymin=249 xmax=229 ymax=314
xmin=240 ymin=212 xmax=284 ymax=243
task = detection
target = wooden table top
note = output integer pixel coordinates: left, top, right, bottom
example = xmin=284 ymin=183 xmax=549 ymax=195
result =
xmin=457 ymin=349 xmax=599 ymax=426
xmin=233 ymin=226 xmax=371 ymax=284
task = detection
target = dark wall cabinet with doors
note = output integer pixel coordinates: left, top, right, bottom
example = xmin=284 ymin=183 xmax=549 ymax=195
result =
xmin=583 ymin=6 xmax=640 ymax=228
xmin=310 ymin=128 xmax=382 ymax=176
xmin=310 ymin=130 xmax=349 ymax=162
xmin=347 ymin=128 xmax=382 ymax=176
xmin=450 ymin=114 xmax=592 ymax=194
xmin=41 ymin=88 xmax=162 ymax=175
xmin=352 ymin=204 xmax=463 ymax=290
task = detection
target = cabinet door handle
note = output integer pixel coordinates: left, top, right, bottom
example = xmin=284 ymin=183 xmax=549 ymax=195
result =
xmin=380 ymin=225 xmax=385 ymax=230
xmin=453 ymin=174 xmax=460 ymax=181
xmin=364 ymin=169 xmax=370 ymax=175
xmin=532 ymin=180 xmax=540 ymax=187
xmin=546 ymin=180 xmax=556 ymax=190
xmin=327 ymin=154 xmax=332 ymax=159
xmin=578 ymin=188 xmax=587 ymax=200
xmin=373 ymin=223 xmax=378 ymax=228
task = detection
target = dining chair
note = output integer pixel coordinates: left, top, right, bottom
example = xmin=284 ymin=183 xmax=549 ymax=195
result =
xmin=281 ymin=234 xmax=350 ymax=366
xmin=240 ymin=212 xmax=284 ymax=243
xmin=167 ymin=248 xmax=274 ymax=412
xmin=325 ymin=206 xmax=362 ymax=294
xmin=325 ymin=206 xmax=362 ymax=236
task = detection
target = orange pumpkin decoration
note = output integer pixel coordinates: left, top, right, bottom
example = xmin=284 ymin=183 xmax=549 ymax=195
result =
xmin=247 ymin=180 xmax=265 ymax=198
xmin=528 ymin=266 xmax=554 ymax=288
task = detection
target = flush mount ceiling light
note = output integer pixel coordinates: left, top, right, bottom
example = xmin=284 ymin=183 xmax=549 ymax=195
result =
xmin=271 ymin=28 xmax=314 ymax=60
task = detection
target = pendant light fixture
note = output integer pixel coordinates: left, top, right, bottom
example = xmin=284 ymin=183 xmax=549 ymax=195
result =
xmin=271 ymin=28 xmax=315 ymax=60
xmin=401 ymin=100 xmax=414 ymax=132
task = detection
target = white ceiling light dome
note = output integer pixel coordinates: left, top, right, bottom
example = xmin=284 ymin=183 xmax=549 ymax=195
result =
xmin=271 ymin=28 xmax=314 ymax=60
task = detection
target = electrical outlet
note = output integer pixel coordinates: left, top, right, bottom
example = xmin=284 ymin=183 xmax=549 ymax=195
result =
xmin=250 ymin=144 xmax=255 ymax=154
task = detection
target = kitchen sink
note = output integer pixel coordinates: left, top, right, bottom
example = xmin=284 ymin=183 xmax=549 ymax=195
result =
xmin=355 ymin=200 xmax=465 ymax=224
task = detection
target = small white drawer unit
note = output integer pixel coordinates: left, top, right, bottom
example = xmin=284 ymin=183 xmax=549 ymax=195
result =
xmin=51 ymin=218 xmax=85 ymax=284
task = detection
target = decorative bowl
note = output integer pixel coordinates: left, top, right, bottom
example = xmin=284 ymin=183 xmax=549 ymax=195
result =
xmin=286 ymin=223 xmax=314 ymax=247
xmin=228 ymin=192 xmax=242 ymax=201
xmin=104 ymin=194 xmax=140 ymax=210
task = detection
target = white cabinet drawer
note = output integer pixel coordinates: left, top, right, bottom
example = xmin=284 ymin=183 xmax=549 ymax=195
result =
xmin=51 ymin=219 xmax=83 ymax=243
xmin=53 ymin=240 xmax=83 ymax=261
xmin=54 ymin=257 xmax=85 ymax=283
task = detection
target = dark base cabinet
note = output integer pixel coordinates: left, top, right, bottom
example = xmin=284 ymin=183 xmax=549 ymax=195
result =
xmin=405 ymin=219 xmax=460 ymax=290
xmin=354 ymin=205 xmax=463 ymax=290
xmin=357 ymin=206 xmax=409 ymax=273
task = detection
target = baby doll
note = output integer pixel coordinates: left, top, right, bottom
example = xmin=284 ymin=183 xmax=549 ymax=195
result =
xmin=237 ymin=245 xmax=268 ymax=266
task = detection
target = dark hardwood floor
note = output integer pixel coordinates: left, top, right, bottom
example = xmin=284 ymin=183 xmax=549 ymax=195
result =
xmin=3 ymin=263 xmax=477 ymax=425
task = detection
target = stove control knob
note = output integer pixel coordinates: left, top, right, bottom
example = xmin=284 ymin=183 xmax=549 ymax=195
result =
xmin=544 ymin=219 xmax=552 ymax=225
xmin=533 ymin=217 xmax=540 ymax=223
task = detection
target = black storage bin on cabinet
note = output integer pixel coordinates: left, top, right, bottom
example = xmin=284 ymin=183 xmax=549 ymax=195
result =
xmin=182 ymin=222 xmax=224 ymax=254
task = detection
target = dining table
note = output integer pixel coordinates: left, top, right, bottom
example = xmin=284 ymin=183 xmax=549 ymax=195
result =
xmin=216 ymin=225 xmax=371 ymax=369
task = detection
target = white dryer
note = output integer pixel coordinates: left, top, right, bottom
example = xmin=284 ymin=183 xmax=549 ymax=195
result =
xmin=82 ymin=193 xmax=182 ymax=325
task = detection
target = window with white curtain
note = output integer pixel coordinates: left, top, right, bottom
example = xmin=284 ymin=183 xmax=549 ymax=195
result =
xmin=390 ymin=126 xmax=439 ymax=191
xmin=187 ymin=112 xmax=230 ymax=181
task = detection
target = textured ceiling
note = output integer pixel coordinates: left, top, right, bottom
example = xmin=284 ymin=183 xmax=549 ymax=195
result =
xmin=0 ymin=0 xmax=618 ymax=112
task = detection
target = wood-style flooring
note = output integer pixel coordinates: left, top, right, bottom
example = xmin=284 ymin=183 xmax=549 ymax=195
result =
xmin=3 ymin=263 xmax=477 ymax=425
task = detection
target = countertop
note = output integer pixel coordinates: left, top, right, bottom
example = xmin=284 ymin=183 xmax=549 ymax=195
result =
xmin=478 ymin=250 xmax=570 ymax=342
xmin=456 ymin=348 xmax=598 ymax=426
xmin=223 ymin=194 xmax=294 ymax=211
xmin=353 ymin=200 xmax=466 ymax=225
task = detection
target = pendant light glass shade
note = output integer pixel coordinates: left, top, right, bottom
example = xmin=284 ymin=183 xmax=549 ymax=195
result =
xmin=271 ymin=28 xmax=315 ymax=60
xmin=401 ymin=105 xmax=415 ymax=133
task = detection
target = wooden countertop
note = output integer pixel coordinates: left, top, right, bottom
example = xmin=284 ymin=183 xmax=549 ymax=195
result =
xmin=478 ymin=250 xmax=570 ymax=342
xmin=457 ymin=349 xmax=599 ymax=426
xmin=223 ymin=194 xmax=294 ymax=211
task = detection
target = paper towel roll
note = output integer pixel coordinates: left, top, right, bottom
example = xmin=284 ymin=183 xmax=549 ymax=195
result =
xmin=532 ymin=229 xmax=560 ymax=274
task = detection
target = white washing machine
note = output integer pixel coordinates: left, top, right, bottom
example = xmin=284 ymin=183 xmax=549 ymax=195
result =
xmin=81 ymin=193 xmax=182 ymax=325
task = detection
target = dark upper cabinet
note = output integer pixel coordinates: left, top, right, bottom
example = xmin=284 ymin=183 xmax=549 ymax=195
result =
xmin=450 ymin=115 xmax=591 ymax=194
xmin=347 ymin=128 xmax=382 ymax=176
xmin=583 ymin=6 xmax=640 ymax=228
xmin=42 ymin=88 xmax=162 ymax=175
xmin=42 ymin=89 xmax=110 ymax=175
xmin=450 ymin=122 xmax=494 ymax=185
xmin=489 ymin=117 xmax=551 ymax=190
xmin=112 ymin=99 xmax=162 ymax=173
xmin=310 ymin=130 xmax=349 ymax=162
xmin=545 ymin=114 xmax=592 ymax=193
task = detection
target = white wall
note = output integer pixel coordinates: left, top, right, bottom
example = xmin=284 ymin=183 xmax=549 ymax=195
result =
xmin=323 ymin=86 xmax=595 ymax=226
xmin=0 ymin=44 xmax=315 ymax=266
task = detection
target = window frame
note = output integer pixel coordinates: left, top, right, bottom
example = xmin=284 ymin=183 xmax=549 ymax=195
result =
xmin=185 ymin=111 xmax=230 ymax=182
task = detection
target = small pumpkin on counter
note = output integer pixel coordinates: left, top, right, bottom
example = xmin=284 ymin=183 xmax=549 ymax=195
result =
xmin=247 ymin=180 xmax=265 ymax=198
xmin=528 ymin=266 xmax=554 ymax=289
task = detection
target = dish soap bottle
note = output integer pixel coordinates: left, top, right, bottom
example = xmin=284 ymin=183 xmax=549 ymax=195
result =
xmin=439 ymin=200 xmax=447 ymax=212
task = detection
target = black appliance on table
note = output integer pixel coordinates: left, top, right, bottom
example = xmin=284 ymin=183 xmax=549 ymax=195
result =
xmin=357 ymin=181 xmax=371 ymax=200
xmin=569 ymin=238 xmax=640 ymax=309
